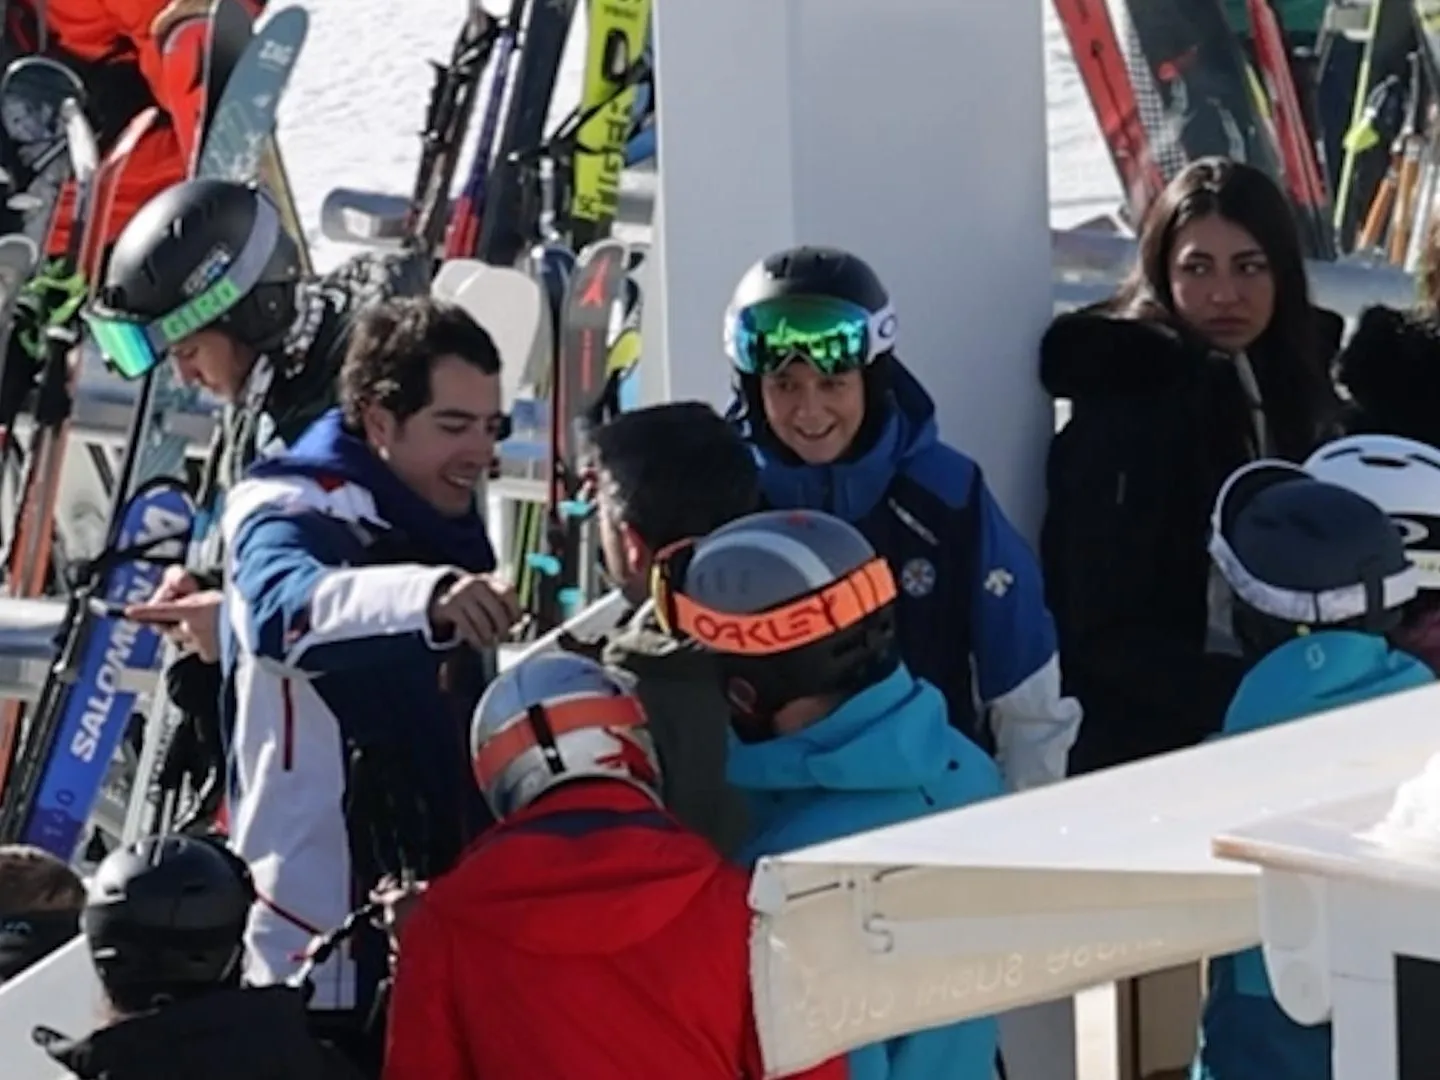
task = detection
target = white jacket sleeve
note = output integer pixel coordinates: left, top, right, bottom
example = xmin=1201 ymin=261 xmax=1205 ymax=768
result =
xmin=985 ymin=653 xmax=1082 ymax=791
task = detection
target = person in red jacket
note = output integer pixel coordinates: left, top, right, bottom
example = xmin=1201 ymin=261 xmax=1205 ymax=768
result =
xmin=4 ymin=0 xmax=263 ymax=255
xmin=382 ymin=652 xmax=847 ymax=1080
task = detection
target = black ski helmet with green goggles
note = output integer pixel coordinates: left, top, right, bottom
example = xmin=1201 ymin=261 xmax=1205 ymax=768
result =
xmin=83 ymin=178 xmax=303 ymax=380
xmin=724 ymin=245 xmax=897 ymax=377
xmin=724 ymin=246 xmax=898 ymax=454
xmin=1209 ymin=458 xmax=1419 ymax=658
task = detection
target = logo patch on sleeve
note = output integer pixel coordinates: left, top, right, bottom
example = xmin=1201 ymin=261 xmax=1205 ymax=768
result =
xmin=900 ymin=557 xmax=936 ymax=598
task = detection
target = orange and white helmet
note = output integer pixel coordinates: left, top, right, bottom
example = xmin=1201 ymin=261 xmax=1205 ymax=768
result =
xmin=470 ymin=653 xmax=660 ymax=819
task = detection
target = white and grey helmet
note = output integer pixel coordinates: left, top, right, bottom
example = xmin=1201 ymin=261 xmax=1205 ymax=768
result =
xmin=470 ymin=653 xmax=660 ymax=820
xmin=1208 ymin=458 xmax=1418 ymax=654
xmin=1305 ymin=434 xmax=1440 ymax=592
xmin=651 ymin=508 xmax=899 ymax=737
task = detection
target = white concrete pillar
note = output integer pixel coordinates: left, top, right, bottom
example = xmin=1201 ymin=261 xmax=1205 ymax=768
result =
xmin=651 ymin=0 xmax=1055 ymax=537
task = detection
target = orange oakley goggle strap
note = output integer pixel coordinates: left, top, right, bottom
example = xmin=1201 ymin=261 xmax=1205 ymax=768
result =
xmin=472 ymin=695 xmax=649 ymax=788
xmin=661 ymin=556 xmax=897 ymax=656
xmin=649 ymin=536 xmax=697 ymax=632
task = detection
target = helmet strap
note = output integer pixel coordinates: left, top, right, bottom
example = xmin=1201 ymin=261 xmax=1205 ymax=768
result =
xmin=526 ymin=703 xmax=567 ymax=778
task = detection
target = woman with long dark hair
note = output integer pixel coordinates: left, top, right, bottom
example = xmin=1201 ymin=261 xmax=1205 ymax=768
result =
xmin=1040 ymin=156 xmax=1340 ymax=773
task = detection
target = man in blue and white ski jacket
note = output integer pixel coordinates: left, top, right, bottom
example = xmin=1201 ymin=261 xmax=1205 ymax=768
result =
xmin=735 ymin=357 xmax=1081 ymax=790
xmin=218 ymin=298 xmax=516 ymax=1019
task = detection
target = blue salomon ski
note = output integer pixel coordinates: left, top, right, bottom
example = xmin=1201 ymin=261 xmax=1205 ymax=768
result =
xmin=12 ymin=480 xmax=194 ymax=858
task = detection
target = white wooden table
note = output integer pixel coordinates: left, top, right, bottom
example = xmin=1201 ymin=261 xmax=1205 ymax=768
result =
xmin=1216 ymin=785 xmax=1440 ymax=1078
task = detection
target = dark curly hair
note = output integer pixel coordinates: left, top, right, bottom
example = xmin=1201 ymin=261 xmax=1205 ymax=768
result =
xmin=340 ymin=296 xmax=501 ymax=429
xmin=591 ymin=402 xmax=759 ymax=551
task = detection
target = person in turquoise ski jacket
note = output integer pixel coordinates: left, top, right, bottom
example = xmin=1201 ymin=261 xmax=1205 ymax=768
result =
xmin=1193 ymin=456 xmax=1434 ymax=1080
xmin=651 ymin=506 xmax=1003 ymax=1080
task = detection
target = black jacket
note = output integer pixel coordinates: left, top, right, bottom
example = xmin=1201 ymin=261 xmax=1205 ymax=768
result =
xmin=1038 ymin=311 xmax=1334 ymax=772
xmin=43 ymin=985 xmax=364 ymax=1080
xmin=560 ymin=603 xmax=749 ymax=859
xmin=1335 ymin=304 xmax=1440 ymax=445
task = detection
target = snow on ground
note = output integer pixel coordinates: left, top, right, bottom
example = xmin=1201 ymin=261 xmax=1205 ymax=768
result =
xmin=278 ymin=0 xmax=592 ymax=270
xmin=275 ymin=0 xmax=1122 ymax=271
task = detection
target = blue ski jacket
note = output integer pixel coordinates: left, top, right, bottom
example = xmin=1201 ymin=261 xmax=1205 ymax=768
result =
xmin=1193 ymin=630 xmax=1435 ymax=1080
xmin=727 ymin=662 xmax=1003 ymax=1080
xmin=737 ymin=359 xmax=1080 ymax=790
xmin=219 ymin=409 xmax=496 ymax=1014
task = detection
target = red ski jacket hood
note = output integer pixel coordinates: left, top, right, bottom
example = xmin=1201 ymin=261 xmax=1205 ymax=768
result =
xmin=420 ymin=781 xmax=726 ymax=956
xmin=383 ymin=779 xmax=851 ymax=1080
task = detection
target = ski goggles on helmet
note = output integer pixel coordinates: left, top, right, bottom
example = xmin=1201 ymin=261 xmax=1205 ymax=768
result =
xmin=1209 ymin=459 xmax=1420 ymax=625
xmin=648 ymin=537 xmax=898 ymax=655
xmin=81 ymin=196 xmax=283 ymax=380
xmin=724 ymin=294 xmax=898 ymax=376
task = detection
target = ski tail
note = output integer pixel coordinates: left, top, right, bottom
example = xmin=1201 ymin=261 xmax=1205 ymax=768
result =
xmin=194 ymin=1 xmax=312 ymax=270
xmin=1119 ymin=0 xmax=1287 ymax=180
xmin=1052 ymin=0 xmax=1167 ymax=219
xmin=192 ymin=0 xmax=256 ymax=176
xmin=475 ymin=0 xmax=578 ymax=266
xmin=0 ymin=478 xmax=195 ymax=858
xmin=566 ymin=0 xmax=653 ymax=248
xmin=443 ymin=7 xmax=516 ymax=259
xmin=1245 ymin=0 xmax=1335 ymax=257
xmin=526 ymin=239 xmax=627 ymax=632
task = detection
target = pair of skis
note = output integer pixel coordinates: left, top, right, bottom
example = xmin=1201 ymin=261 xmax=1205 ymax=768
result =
xmin=0 ymin=3 xmax=309 ymax=860
xmin=320 ymin=0 xmax=651 ymax=634
xmin=0 ymin=63 xmax=161 ymax=835
xmin=476 ymin=0 xmax=651 ymax=634
xmin=1054 ymin=0 xmax=1333 ymax=254
xmin=519 ymin=237 xmax=633 ymax=630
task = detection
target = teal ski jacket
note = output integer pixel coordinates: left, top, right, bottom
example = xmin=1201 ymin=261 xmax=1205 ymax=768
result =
xmin=1193 ymin=630 xmax=1434 ymax=1080
xmin=727 ymin=662 xmax=1003 ymax=1080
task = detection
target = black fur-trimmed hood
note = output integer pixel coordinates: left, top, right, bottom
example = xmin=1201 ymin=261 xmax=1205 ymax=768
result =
xmin=1040 ymin=309 xmax=1213 ymax=400
xmin=1041 ymin=306 xmax=1345 ymax=402
xmin=1336 ymin=305 xmax=1440 ymax=446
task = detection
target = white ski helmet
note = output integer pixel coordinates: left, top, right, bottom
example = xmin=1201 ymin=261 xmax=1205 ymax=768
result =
xmin=1305 ymin=434 xmax=1440 ymax=591
xmin=470 ymin=653 xmax=660 ymax=819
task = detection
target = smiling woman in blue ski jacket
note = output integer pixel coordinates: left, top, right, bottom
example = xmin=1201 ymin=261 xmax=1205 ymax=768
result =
xmin=1194 ymin=457 xmax=1436 ymax=1080
xmin=218 ymin=299 xmax=513 ymax=1028
xmin=723 ymin=245 xmax=1081 ymax=791
xmin=656 ymin=507 xmax=1004 ymax=1080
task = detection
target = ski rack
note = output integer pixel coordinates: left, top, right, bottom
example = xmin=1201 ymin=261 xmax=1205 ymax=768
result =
xmin=0 ymin=354 xmax=215 ymax=584
xmin=0 ymin=359 xmax=213 ymax=695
